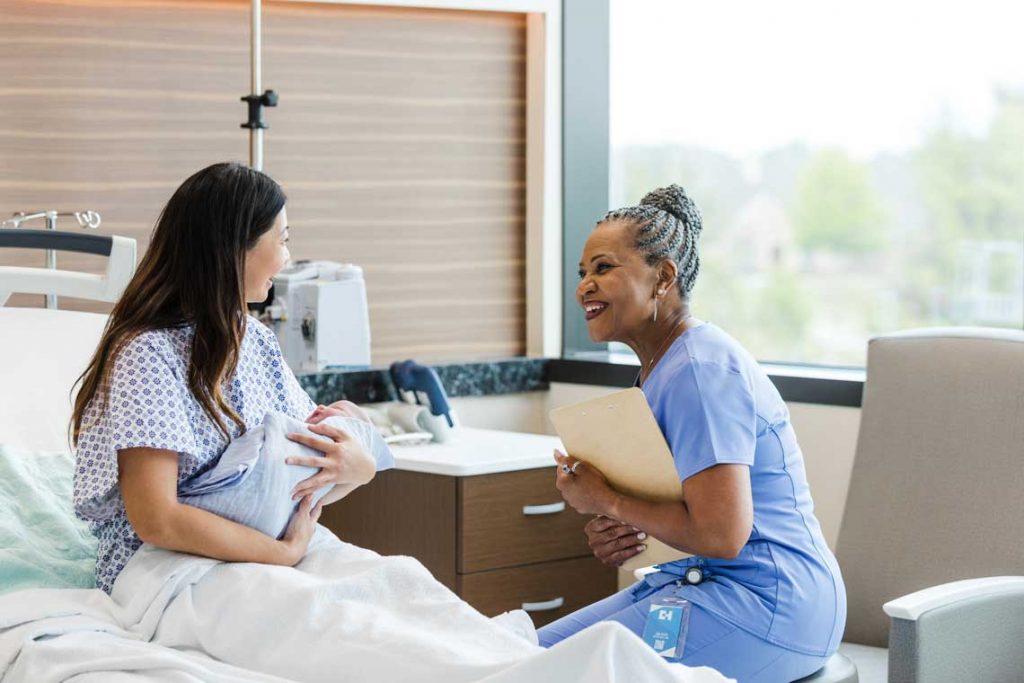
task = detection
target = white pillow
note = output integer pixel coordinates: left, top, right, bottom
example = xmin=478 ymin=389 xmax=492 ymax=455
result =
xmin=179 ymin=412 xmax=393 ymax=539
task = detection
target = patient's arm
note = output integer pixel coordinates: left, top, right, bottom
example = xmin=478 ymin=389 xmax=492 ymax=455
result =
xmin=119 ymin=447 xmax=320 ymax=565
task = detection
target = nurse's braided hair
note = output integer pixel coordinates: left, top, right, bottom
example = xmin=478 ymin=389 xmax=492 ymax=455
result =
xmin=600 ymin=184 xmax=703 ymax=297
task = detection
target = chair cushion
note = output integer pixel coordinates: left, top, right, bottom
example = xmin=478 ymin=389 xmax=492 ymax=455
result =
xmin=793 ymin=652 xmax=858 ymax=683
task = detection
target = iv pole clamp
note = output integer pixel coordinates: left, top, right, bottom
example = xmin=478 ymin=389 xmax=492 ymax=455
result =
xmin=243 ymin=0 xmax=275 ymax=171
xmin=240 ymin=90 xmax=278 ymax=131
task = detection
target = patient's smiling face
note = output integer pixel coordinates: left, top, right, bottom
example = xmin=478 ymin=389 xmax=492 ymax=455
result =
xmin=244 ymin=207 xmax=290 ymax=304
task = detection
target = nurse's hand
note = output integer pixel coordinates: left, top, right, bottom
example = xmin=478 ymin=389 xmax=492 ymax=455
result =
xmin=584 ymin=516 xmax=648 ymax=567
xmin=286 ymin=422 xmax=376 ymax=500
xmin=553 ymin=449 xmax=616 ymax=516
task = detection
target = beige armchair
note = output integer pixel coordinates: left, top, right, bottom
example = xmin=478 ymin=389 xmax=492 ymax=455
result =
xmin=636 ymin=328 xmax=1024 ymax=683
xmin=805 ymin=327 xmax=1024 ymax=682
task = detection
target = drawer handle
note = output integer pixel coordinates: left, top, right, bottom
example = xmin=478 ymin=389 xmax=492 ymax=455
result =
xmin=522 ymin=502 xmax=565 ymax=516
xmin=521 ymin=597 xmax=565 ymax=612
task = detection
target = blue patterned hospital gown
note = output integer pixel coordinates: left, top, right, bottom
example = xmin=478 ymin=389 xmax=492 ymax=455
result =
xmin=73 ymin=316 xmax=316 ymax=593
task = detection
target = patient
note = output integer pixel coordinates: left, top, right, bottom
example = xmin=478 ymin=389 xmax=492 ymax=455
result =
xmin=70 ymin=162 xmax=382 ymax=594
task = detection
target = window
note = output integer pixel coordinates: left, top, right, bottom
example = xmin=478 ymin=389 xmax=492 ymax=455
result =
xmin=609 ymin=0 xmax=1024 ymax=366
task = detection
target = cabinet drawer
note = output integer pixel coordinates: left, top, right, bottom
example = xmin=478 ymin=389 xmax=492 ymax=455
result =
xmin=459 ymin=556 xmax=617 ymax=627
xmin=459 ymin=468 xmax=591 ymax=572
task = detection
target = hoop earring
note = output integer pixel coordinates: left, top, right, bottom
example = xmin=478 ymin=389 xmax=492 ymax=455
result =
xmin=652 ymin=298 xmax=658 ymax=323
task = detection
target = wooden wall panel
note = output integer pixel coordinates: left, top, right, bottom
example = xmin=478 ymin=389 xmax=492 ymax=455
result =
xmin=0 ymin=0 xmax=250 ymax=310
xmin=261 ymin=2 xmax=527 ymax=362
xmin=0 ymin=0 xmax=527 ymax=363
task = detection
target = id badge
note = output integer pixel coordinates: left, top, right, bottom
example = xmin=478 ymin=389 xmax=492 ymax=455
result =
xmin=641 ymin=597 xmax=691 ymax=659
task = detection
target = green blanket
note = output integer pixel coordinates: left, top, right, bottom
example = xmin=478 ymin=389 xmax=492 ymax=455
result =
xmin=0 ymin=445 xmax=97 ymax=593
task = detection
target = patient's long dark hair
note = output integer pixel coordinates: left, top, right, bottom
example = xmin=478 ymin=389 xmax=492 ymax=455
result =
xmin=71 ymin=162 xmax=287 ymax=446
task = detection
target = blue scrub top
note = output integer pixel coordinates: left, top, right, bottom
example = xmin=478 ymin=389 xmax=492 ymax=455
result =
xmin=638 ymin=322 xmax=846 ymax=656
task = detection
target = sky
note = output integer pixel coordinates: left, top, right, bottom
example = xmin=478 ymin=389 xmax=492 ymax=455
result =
xmin=610 ymin=0 xmax=1024 ymax=160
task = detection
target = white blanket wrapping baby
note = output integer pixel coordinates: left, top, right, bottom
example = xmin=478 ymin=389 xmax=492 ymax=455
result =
xmin=178 ymin=411 xmax=394 ymax=539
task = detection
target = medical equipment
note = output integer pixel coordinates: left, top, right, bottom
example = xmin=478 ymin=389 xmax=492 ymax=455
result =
xmin=365 ymin=360 xmax=458 ymax=444
xmin=389 ymin=360 xmax=455 ymax=428
xmin=257 ymin=260 xmax=372 ymax=373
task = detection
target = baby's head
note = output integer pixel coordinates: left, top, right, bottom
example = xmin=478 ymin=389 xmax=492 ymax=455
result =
xmin=307 ymin=400 xmax=372 ymax=425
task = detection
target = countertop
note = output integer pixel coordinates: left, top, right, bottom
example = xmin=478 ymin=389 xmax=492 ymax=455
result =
xmin=386 ymin=427 xmax=563 ymax=477
xmin=297 ymin=356 xmax=863 ymax=409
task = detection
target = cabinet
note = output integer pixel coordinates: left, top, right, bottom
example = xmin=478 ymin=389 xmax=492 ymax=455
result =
xmin=320 ymin=466 xmax=618 ymax=627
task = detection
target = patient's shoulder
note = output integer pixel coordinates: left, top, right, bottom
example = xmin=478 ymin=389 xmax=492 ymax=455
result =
xmin=113 ymin=326 xmax=192 ymax=373
xmin=244 ymin=315 xmax=278 ymax=348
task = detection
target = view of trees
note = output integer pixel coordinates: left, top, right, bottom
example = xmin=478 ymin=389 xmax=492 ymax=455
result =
xmin=610 ymin=89 xmax=1024 ymax=366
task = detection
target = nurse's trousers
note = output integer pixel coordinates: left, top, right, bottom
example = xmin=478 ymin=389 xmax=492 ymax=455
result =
xmin=537 ymin=583 xmax=828 ymax=683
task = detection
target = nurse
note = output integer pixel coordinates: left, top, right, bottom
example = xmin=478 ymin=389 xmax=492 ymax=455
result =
xmin=540 ymin=185 xmax=846 ymax=682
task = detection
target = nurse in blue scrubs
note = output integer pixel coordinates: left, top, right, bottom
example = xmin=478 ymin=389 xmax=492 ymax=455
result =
xmin=540 ymin=185 xmax=846 ymax=682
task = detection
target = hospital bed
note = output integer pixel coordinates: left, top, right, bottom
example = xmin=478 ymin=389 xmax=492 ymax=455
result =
xmin=0 ymin=229 xmax=729 ymax=682
xmin=0 ymin=228 xmax=135 ymax=452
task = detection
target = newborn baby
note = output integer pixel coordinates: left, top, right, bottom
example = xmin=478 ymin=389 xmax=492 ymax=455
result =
xmin=178 ymin=406 xmax=394 ymax=539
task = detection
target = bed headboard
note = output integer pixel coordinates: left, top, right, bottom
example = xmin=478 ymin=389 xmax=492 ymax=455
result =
xmin=0 ymin=228 xmax=136 ymax=452
xmin=0 ymin=229 xmax=135 ymax=306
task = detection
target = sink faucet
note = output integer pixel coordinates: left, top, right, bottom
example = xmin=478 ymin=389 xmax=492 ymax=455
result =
xmin=1 ymin=210 xmax=103 ymax=308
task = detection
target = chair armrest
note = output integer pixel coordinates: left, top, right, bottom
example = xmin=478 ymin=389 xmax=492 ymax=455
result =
xmin=883 ymin=576 xmax=1024 ymax=620
xmin=884 ymin=577 xmax=1024 ymax=682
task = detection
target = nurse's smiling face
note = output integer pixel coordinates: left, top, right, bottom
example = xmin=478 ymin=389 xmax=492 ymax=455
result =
xmin=576 ymin=220 xmax=662 ymax=343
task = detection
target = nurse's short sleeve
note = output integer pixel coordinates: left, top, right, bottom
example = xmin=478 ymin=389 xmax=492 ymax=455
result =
xmin=107 ymin=335 xmax=197 ymax=455
xmin=662 ymin=360 xmax=756 ymax=482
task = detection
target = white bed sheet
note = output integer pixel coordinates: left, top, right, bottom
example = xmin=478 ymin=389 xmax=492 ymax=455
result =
xmin=0 ymin=528 xmax=732 ymax=683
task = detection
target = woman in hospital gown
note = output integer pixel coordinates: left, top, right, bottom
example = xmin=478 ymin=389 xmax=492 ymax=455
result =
xmin=542 ymin=185 xmax=847 ymax=682
xmin=71 ymin=162 xmax=373 ymax=593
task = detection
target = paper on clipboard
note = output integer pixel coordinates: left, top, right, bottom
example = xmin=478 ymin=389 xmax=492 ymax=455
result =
xmin=549 ymin=387 xmax=682 ymax=503
xmin=549 ymin=388 xmax=686 ymax=572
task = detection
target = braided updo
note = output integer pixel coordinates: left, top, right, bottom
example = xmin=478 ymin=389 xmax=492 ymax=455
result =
xmin=600 ymin=184 xmax=703 ymax=297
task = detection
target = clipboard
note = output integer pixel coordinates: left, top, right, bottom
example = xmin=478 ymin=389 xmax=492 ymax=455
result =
xmin=549 ymin=387 xmax=685 ymax=572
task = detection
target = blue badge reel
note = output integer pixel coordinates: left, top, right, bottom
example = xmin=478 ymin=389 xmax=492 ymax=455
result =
xmin=642 ymin=597 xmax=692 ymax=659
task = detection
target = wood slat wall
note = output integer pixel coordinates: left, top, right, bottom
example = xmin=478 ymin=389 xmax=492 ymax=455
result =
xmin=0 ymin=0 xmax=527 ymax=363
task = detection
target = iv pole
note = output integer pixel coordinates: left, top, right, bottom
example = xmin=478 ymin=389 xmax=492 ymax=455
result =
xmin=242 ymin=0 xmax=278 ymax=171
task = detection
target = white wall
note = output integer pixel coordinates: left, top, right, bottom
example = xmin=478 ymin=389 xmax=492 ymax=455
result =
xmin=448 ymin=392 xmax=549 ymax=435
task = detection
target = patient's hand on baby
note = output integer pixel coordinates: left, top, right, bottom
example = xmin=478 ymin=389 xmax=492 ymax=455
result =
xmin=306 ymin=400 xmax=371 ymax=425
